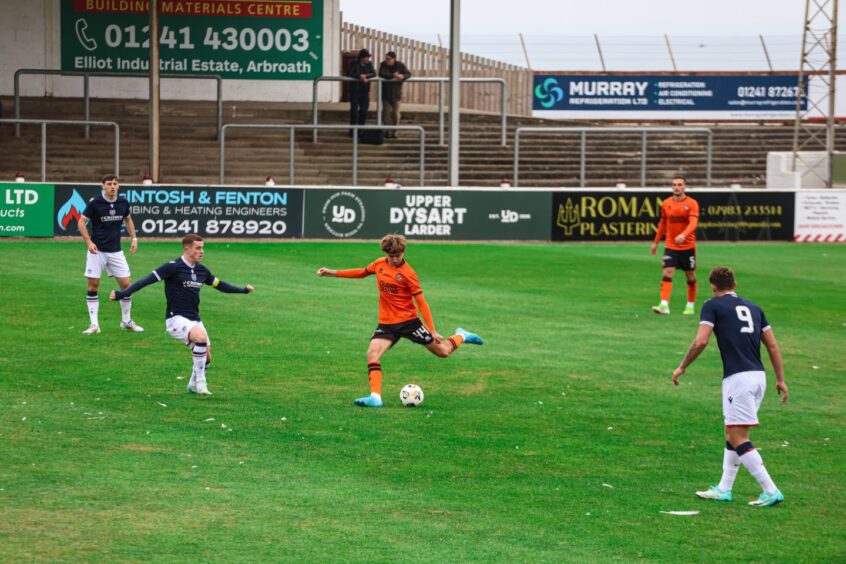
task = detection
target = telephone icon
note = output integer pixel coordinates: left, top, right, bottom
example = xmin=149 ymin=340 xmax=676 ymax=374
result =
xmin=75 ymin=19 xmax=97 ymax=51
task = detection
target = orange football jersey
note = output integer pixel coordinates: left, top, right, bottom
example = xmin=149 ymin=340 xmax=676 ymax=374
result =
xmin=655 ymin=195 xmax=699 ymax=251
xmin=365 ymin=257 xmax=423 ymax=325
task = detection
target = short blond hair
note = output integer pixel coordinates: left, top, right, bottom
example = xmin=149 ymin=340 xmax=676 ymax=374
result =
xmin=380 ymin=233 xmax=407 ymax=255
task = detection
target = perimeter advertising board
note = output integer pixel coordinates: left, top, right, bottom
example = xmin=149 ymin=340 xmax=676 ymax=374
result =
xmin=54 ymin=184 xmax=303 ymax=237
xmin=551 ymin=191 xmax=794 ymax=242
xmin=794 ymin=191 xmax=846 ymax=242
xmin=0 ymin=184 xmax=54 ymax=237
xmin=61 ymin=0 xmax=323 ymax=80
xmin=303 ymin=189 xmax=550 ymax=240
xmin=533 ymin=74 xmax=807 ymax=120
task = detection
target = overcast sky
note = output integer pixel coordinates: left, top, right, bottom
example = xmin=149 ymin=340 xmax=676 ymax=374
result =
xmin=339 ymin=0 xmax=811 ymax=37
xmin=338 ymin=0 xmax=838 ymax=70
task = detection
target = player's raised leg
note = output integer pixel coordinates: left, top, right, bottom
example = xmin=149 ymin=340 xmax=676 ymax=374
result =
xmin=455 ymin=328 xmax=483 ymax=345
xmin=424 ymin=328 xmax=483 ymax=358
xmin=116 ymin=275 xmax=144 ymax=332
xmin=356 ymin=337 xmax=394 ymax=407
xmin=83 ymin=276 xmax=102 ymax=334
xmin=187 ymin=324 xmax=212 ymax=395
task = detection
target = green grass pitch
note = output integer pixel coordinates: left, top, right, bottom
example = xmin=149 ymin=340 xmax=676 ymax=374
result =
xmin=0 ymin=240 xmax=844 ymax=561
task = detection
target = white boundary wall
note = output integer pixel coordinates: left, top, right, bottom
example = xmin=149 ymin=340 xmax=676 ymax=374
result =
xmin=766 ymin=151 xmax=829 ymax=190
xmin=0 ymin=0 xmax=342 ymax=102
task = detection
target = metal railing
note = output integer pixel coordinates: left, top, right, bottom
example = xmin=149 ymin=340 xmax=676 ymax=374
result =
xmin=1 ymin=118 xmax=120 ymax=181
xmin=220 ymin=124 xmax=426 ymax=186
xmin=14 ymin=69 xmax=223 ymax=139
xmin=513 ymin=127 xmax=713 ymax=187
xmin=312 ymin=76 xmax=507 ymax=146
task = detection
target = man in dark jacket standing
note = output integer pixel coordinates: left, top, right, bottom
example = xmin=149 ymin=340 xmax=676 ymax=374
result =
xmin=347 ymin=49 xmax=376 ymax=134
xmin=378 ymin=51 xmax=412 ymax=138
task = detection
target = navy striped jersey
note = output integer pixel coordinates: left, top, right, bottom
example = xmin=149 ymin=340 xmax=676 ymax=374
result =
xmin=153 ymin=257 xmax=218 ymax=321
xmin=81 ymin=193 xmax=131 ymax=253
xmin=700 ymin=293 xmax=771 ymax=378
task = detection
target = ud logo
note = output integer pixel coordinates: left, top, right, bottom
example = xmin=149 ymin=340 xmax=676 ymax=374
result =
xmin=395 ymin=274 xmax=403 ymax=281
xmin=500 ymin=210 xmax=519 ymax=223
xmin=191 ymin=272 xmax=197 ymax=282
xmin=321 ymin=191 xmax=366 ymax=238
xmin=556 ymin=198 xmax=581 ymax=236
xmin=109 ymin=208 xmax=116 ymax=216
xmin=331 ymin=205 xmax=356 ymax=223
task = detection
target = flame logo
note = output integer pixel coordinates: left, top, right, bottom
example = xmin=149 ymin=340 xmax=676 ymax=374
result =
xmin=57 ymin=189 xmax=88 ymax=231
xmin=534 ymin=78 xmax=565 ymax=109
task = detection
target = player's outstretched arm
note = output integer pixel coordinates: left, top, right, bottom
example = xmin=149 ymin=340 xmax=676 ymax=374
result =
xmin=673 ymin=324 xmax=713 ymax=384
xmin=762 ymin=329 xmax=788 ymax=403
xmin=316 ymin=267 xmax=370 ymax=278
xmin=212 ymin=279 xmax=254 ymax=294
xmin=110 ymin=272 xmax=158 ymax=301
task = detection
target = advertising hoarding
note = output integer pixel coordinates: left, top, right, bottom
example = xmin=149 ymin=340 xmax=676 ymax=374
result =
xmin=55 ymin=184 xmax=304 ymax=238
xmin=794 ymin=191 xmax=846 ymax=242
xmin=0 ymin=184 xmax=55 ymax=237
xmin=61 ymin=0 xmax=323 ymax=80
xmin=551 ymin=190 xmax=795 ymax=242
xmin=533 ymin=74 xmax=807 ymax=120
xmin=303 ymin=189 xmax=551 ymax=240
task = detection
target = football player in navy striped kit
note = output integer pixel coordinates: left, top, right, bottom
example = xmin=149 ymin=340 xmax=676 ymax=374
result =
xmin=672 ymin=266 xmax=789 ymax=507
xmin=78 ymin=174 xmax=143 ymax=335
xmin=110 ymin=234 xmax=254 ymax=395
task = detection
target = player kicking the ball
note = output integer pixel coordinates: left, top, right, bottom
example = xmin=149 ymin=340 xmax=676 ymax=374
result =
xmin=110 ymin=234 xmax=254 ymax=395
xmin=672 ymin=266 xmax=788 ymax=507
xmin=317 ymin=233 xmax=483 ymax=407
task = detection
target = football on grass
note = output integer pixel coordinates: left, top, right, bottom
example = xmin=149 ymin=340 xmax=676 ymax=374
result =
xmin=400 ymin=384 xmax=424 ymax=407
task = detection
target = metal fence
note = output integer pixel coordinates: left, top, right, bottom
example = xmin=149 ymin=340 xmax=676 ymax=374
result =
xmin=0 ymin=118 xmax=120 ymax=181
xmin=312 ymin=75 xmax=507 ymax=146
xmin=13 ymin=69 xmax=222 ymax=139
xmin=341 ymin=20 xmax=532 ymax=115
xmin=512 ymin=126 xmax=714 ymax=187
xmin=220 ymin=124 xmax=426 ymax=186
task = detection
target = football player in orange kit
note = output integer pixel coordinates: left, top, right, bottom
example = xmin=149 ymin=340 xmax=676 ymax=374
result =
xmin=650 ymin=176 xmax=700 ymax=316
xmin=317 ymin=234 xmax=484 ymax=407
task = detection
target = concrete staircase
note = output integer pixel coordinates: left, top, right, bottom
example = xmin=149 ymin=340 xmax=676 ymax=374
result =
xmin=1 ymin=95 xmax=843 ymax=187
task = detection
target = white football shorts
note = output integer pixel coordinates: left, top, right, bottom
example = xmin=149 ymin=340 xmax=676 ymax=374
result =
xmin=84 ymin=250 xmax=130 ymax=279
xmin=166 ymin=315 xmax=210 ymax=346
xmin=722 ymin=370 xmax=766 ymax=426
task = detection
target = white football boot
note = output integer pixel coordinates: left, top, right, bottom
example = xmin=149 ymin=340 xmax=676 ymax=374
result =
xmin=120 ymin=320 xmax=145 ymax=333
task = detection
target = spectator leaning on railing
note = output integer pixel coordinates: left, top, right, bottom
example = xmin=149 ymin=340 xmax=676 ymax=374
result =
xmin=379 ymin=51 xmax=412 ymax=139
xmin=347 ymin=48 xmax=376 ymax=136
